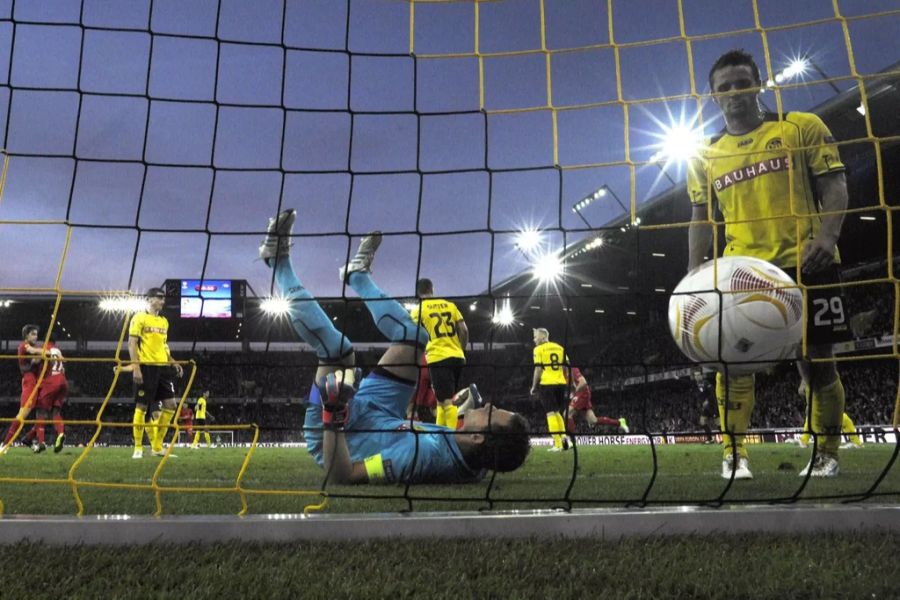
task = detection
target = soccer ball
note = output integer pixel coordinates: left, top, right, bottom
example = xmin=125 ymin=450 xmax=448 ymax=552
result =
xmin=668 ymin=256 xmax=803 ymax=375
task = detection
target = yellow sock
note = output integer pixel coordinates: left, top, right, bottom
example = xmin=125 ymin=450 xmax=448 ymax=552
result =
xmin=716 ymin=373 xmax=755 ymax=459
xmin=554 ymin=413 xmax=567 ymax=441
xmin=443 ymin=404 xmax=459 ymax=430
xmin=435 ymin=405 xmax=446 ymax=427
xmin=546 ymin=412 xmax=563 ymax=448
xmin=152 ymin=408 xmax=175 ymax=452
xmin=841 ymin=412 xmax=861 ymax=446
xmin=191 ymin=431 xmax=200 ymax=447
xmin=812 ymin=378 xmax=845 ymax=455
xmin=144 ymin=414 xmax=159 ymax=446
xmin=203 ymin=431 xmax=212 ymax=446
xmin=800 ymin=414 xmax=811 ymax=445
xmin=132 ymin=408 xmax=146 ymax=450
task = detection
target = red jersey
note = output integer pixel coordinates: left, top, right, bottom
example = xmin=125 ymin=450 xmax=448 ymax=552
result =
xmin=570 ymin=368 xmax=591 ymax=402
xmin=44 ymin=343 xmax=66 ymax=379
xmin=18 ymin=341 xmax=41 ymax=382
xmin=179 ymin=406 xmax=194 ymax=421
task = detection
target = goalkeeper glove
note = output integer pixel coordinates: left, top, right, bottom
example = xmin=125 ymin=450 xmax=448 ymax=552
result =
xmin=320 ymin=369 xmax=357 ymax=430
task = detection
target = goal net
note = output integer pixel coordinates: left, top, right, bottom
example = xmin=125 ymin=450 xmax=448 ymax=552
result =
xmin=1 ymin=0 xmax=899 ymax=518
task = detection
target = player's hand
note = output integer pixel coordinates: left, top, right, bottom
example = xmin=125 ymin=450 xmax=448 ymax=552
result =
xmin=529 ymin=387 xmax=537 ymax=396
xmin=132 ymin=367 xmax=143 ymax=385
xmin=320 ymin=369 xmax=357 ymax=429
xmin=174 ymin=363 xmax=184 ymax=378
xmin=801 ymin=236 xmax=836 ymax=274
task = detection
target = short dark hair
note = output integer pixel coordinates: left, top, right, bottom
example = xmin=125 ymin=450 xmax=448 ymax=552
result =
xmin=416 ymin=278 xmax=434 ymax=296
xmin=146 ymin=287 xmax=166 ymax=298
xmin=21 ymin=324 xmax=39 ymax=339
xmin=470 ymin=413 xmax=531 ymax=473
xmin=708 ymin=49 xmax=761 ymax=92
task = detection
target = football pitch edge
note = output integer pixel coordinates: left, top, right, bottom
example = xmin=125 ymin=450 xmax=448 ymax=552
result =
xmin=2 ymin=504 xmax=900 ymax=546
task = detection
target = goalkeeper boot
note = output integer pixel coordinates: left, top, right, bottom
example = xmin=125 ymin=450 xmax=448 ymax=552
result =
xmin=721 ymin=454 xmax=753 ymax=480
xmin=339 ymin=232 xmax=383 ymax=282
xmin=258 ymin=209 xmax=296 ymax=262
xmin=455 ymin=383 xmax=484 ymax=415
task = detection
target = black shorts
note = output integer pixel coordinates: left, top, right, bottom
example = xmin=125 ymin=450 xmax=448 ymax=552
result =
xmin=803 ymin=264 xmax=852 ymax=346
xmin=133 ymin=365 xmax=177 ymax=407
xmin=194 ymin=417 xmax=206 ymax=427
xmin=538 ymin=384 xmax=568 ymax=414
xmin=428 ymin=357 xmax=465 ymax=401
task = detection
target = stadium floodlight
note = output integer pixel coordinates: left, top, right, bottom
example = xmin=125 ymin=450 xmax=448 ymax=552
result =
xmin=532 ymin=252 xmax=564 ymax=284
xmin=655 ymin=122 xmax=703 ymax=164
xmin=98 ymin=296 xmax=148 ymax=313
xmin=260 ymin=296 xmax=291 ymax=316
xmin=776 ymin=58 xmax=809 ymax=83
xmin=491 ymin=298 xmax=516 ymax=327
xmin=515 ymin=228 xmax=542 ymax=252
xmin=0 ymin=299 xmax=10 ymax=308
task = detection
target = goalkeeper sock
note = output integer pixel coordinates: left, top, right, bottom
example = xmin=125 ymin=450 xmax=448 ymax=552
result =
xmin=132 ymin=408 xmax=146 ymax=450
xmin=716 ymin=373 xmax=755 ymax=459
xmin=153 ymin=408 xmax=175 ymax=452
xmin=842 ymin=412 xmax=862 ymax=445
xmin=347 ymin=272 xmax=429 ymax=347
xmin=812 ymin=377 xmax=845 ymax=455
xmin=273 ymin=255 xmax=354 ymax=362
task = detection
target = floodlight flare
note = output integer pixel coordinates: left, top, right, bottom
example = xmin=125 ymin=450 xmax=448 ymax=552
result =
xmin=98 ymin=296 xmax=148 ymax=313
xmin=261 ymin=297 xmax=292 ymax=316
xmin=532 ymin=252 xmax=564 ymax=284
xmin=656 ymin=123 xmax=703 ymax=163
xmin=515 ymin=228 xmax=542 ymax=252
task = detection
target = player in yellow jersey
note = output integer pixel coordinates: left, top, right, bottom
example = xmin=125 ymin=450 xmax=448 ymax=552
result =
xmin=530 ymin=328 xmax=571 ymax=451
xmin=190 ymin=390 xmax=213 ymax=448
xmin=410 ymin=278 xmax=469 ymax=429
xmin=127 ymin=287 xmax=184 ymax=459
xmin=688 ymin=50 xmax=851 ymax=479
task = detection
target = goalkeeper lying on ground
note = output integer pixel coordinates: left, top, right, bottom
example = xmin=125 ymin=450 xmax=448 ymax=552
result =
xmin=259 ymin=209 xmax=531 ymax=484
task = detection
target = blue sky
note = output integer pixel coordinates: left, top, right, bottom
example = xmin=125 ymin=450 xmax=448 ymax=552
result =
xmin=0 ymin=0 xmax=897 ymax=302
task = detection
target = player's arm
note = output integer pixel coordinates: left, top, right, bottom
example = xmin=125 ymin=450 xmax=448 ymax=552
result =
xmin=531 ymin=366 xmax=542 ymax=395
xmin=802 ymin=171 xmax=848 ymax=274
xmin=165 ymin=343 xmax=184 ymax=378
xmin=687 ymin=154 xmax=713 ymax=272
xmin=456 ymin=319 xmax=469 ymax=351
xmin=688 ymin=203 xmax=713 ymax=272
xmin=322 ymin=430 xmax=368 ymax=484
xmin=127 ymin=335 xmax=143 ymax=384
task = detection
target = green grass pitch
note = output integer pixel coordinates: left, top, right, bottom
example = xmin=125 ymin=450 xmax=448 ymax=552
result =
xmin=1 ymin=442 xmax=898 ymax=515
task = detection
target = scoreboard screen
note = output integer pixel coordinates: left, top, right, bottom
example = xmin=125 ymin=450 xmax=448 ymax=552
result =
xmin=180 ymin=279 xmax=233 ymax=319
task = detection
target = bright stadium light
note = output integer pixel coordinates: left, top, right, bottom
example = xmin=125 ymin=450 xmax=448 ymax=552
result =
xmin=260 ymin=296 xmax=291 ymax=316
xmin=532 ymin=252 xmax=564 ymax=284
xmin=515 ymin=228 xmax=542 ymax=252
xmin=98 ymin=296 xmax=148 ymax=313
xmin=492 ymin=298 xmax=516 ymax=327
xmin=655 ymin=122 xmax=703 ymax=163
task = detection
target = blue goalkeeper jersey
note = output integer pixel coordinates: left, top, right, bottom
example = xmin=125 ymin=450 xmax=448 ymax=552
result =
xmin=304 ymin=373 xmax=482 ymax=484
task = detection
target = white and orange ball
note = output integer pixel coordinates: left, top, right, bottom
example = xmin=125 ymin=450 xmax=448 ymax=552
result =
xmin=668 ymin=256 xmax=803 ymax=375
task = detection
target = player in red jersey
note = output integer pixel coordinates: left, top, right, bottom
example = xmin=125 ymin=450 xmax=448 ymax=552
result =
xmin=35 ymin=339 xmax=69 ymax=453
xmin=565 ymin=367 xmax=629 ymax=435
xmin=1 ymin=324 xmax=46 ymax=454
xmin=177 ymin=404 xmax=194 ymax=445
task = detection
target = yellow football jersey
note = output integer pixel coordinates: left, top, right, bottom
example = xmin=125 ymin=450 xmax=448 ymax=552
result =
xmin=533 ymin=342 xmax=569 ymax=385
xmin=410 ymin=299 xmax=466 ymax=363
xmin=128 ymin=312 xmax=171 ymax=364
xmin=688 ymin=112 xmax=845 ymax=269
xmin=195 ymin=395 xmax=207 ymax=419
